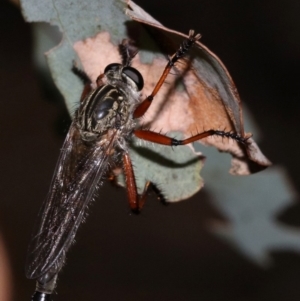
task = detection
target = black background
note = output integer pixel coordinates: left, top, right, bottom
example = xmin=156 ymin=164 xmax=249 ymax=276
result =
xmin=1 ymin=0 xmax=300 ymax=300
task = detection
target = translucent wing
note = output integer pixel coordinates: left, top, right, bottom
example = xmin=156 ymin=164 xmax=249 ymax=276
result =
xmin=25 ymin=122 xmax=116 ymax=279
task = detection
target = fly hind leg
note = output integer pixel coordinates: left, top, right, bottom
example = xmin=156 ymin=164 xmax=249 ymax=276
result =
xmin=122 ymin=152 xmax=151 ymax=213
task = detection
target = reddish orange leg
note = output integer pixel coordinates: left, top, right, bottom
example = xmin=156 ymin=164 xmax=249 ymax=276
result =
xmin=122 ymin=152 xmax=151 ymax=213
xmin=134 ymin=129 xmax=249 ymax=146
xmin=133 ymin=30 xmax=201 ymax=119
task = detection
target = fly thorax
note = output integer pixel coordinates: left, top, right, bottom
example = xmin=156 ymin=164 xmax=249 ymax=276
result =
xmin=76 ymin=84 xmax=130 ymax=141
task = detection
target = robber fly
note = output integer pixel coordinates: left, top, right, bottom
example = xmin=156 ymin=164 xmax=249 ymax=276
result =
xmin=25 ymin=30 xmax=248 ymax=300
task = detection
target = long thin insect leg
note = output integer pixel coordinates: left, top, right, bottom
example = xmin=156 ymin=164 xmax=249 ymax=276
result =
xmin=122 ymin=153 xmax=150 ymax=213
xmin=133 ymin=129 xmax=250 ymax=145
xmin=72 ymin=64 xmax=92 ymax=101
xmin=133 ymin=30 xmax=201 ymax=119
xmin=72 ymin=64 xmax=92 ymax=84
xmin=150 ymin=183 xmax=167 ymax=205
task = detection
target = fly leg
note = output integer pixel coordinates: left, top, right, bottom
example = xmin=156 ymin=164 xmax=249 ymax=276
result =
xmin=72 ymin=64 xmax=93 ymax=101
xmin=133 ymin=129 xmax=250 ymax=146
xmin=150 ymin=183 xmax=167 ymax=206
xmin=133 ymin=30 xmax=201 ymax=119
xmin=122 ymin=152 xmax=150 ymax=213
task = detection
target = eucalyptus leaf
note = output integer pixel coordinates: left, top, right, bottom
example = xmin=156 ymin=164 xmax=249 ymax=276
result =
xmin=21 ymin=0 xmax=128 ymax=113
xmin=20 ymin=0 xmax=204 ymax=201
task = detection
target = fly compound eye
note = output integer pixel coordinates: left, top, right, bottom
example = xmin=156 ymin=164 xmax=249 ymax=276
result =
xmin=104 ymin=63 xmax=122 ymax=74
xmin=93 ymin=97 xmax=115 ymax=121
xmin=122 ymin=66 xmax=144 ymax=91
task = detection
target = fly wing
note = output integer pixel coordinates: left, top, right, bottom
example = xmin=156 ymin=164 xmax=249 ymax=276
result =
xmin=25 ymin=122 xmax=116 ymax=279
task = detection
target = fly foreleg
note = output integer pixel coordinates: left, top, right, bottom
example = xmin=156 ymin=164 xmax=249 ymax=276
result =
xmin=72 ymin=63 xmax=93 ymax=101
xmin=133 ymin=30 xmax=201 ymax=119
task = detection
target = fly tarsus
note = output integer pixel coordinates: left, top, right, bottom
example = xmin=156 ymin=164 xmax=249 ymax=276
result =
xmin=72 ymin=62 xmax=92 ymax=85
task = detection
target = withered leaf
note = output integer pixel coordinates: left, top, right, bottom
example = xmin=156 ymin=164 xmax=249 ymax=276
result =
xmin=126 ymin=0 xmax=271 ymax=175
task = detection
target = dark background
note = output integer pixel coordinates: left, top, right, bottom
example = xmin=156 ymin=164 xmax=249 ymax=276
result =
xmin=1 ymin=0 xmax=300 ymax=300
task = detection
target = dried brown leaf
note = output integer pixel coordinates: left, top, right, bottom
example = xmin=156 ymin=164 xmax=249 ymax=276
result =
xmin=125 ymin=0 xmax=271 ymax=174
